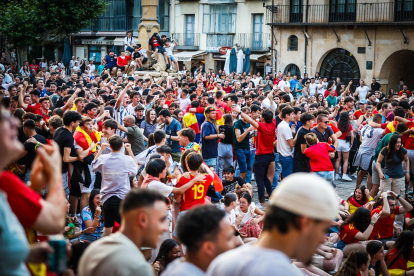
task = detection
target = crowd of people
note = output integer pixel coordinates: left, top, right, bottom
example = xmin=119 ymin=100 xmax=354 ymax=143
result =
xmin=1 ymin=40 xmax=414 ymax=276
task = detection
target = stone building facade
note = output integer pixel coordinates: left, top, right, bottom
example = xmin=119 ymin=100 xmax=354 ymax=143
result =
xmin=267 ymin=0 xmax=414 ymax=92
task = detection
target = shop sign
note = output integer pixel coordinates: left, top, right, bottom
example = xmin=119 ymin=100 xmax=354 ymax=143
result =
xmin=81 ymin=39 xmax=114 ymax=45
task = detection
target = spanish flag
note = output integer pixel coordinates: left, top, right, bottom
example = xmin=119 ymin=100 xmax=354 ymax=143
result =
xmin=74 ymin=126 xmax=101 ymax=154
xmin=183 ymin=112 xmax=200 ymax=134
xmin=407 ymin=246 xmax=414 ymax=269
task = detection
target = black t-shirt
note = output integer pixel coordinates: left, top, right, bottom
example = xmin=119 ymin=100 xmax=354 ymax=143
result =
xmin=219 ymin=125 xmax=233 ymax=144
xmin=24 ymin=134 xmax=48 ymax=168
xmin=222 ymin=176 xmax=245 ymax=195
xmin=53 ymin=127 xmax=76 ymax=173
xmin=46 ymin=79 xmax=63 ymax=87
xmin=381 ymin=147 xmax=407 ymax=178
xmin=371 ymin=82 xmax=381 ymax=91
xmin=18 ymin=126 xmax=48 ymax=143
xmin=66 ymin=81 xmax=75 ymax=88
xmin=311 ymin=126 xmax=334 ymax=143
xmin=294 ymin=127 xmax=310 ymax=159
xmin=135 ymin=117 xmax=145 ymax=128
xmin=132 ymin=52 xmax=141 ymax=59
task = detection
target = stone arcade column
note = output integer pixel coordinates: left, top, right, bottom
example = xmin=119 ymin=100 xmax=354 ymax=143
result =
xmin=138 ymin=0 xmax=160 ymax=50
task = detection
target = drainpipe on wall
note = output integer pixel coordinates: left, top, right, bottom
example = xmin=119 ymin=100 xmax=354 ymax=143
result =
xmin=303 ymin=0 xmax=309 ymax=75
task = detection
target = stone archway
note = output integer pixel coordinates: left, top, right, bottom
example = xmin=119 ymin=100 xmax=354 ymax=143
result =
xmin=319 ymin=48 xmax=361 ymax=90
xmin=379 ymin=50 xmax=414 ymax=94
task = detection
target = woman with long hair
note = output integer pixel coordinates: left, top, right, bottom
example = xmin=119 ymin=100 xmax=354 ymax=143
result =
xmin=338 ymin=207 xmax=379 ymax=257
xmin=325 ymin=80 xmax=337 ymax=97
xmin=385 ymin=231 xmax=414 ymax=275
xmin=376 ymin=134 xmax=409 ymax=196
xmin=79 ymin=189 xmax=104 ymax=242
xmin=80 ymin=59 xmax=86 ymax=74
xmin=141 ymin=108 xmax=157 ymax=140
xmin=346 ymin=185 xmax=373 ymax=215
xmin=366 ymin=240 xmax=390 ymax=276
xmin=235 ymin=192 xmax=265 ymax=239
xmin=173 ymin=109 xmax=185 ymax=129
xmin=218 ymin=114 xmax=234 ymax=179
xmin=357 ymin=105 xmax=373 ymax=128
xmin=152 ymin=239 xmax=181 ymax=275
xmin=335 ymin=111 xmax=354 ymax=181
xmin=334 ymin=251 xmax=373 ymax=276
xmin=317 ymin=93 xmax=324 ymax=104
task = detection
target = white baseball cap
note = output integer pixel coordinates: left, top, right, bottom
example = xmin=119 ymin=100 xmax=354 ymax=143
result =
xmin=269 ymin=173 xmax=339 ymax=220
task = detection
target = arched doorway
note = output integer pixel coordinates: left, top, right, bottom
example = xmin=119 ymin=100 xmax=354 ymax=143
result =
xmin=319 ymin=48 xmax=360 ymax=90
xmin=379 ymin=50 xmax=414 ymax=94
xmin=284 ymin=63 xmax=301 ymax=78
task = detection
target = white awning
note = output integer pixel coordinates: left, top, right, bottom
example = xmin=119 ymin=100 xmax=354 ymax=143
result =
xmin=173 ymin=51 xmax=206 ymax=61
xmin=113 ymin=37 xmax=125 ymax=46
xmin=250 ymin=53 xmax=268 ymax=61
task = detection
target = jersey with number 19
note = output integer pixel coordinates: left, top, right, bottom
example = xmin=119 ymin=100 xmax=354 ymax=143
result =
xmin=176 ymin=173 xmax=213 ymax=211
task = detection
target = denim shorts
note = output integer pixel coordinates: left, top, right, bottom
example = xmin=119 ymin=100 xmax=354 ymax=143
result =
xmin=204 ymin=158 xmax=217 ymax=168
xmin=169 ymin=55 xmax=175 ymax=61
xmin=154 ymin=46 xmax=166 ymax=54
xmin=235 ymin=149 xmax=250 ymax=173
xmin=336 ymin=239 xmax=347 ymax=251
xmin=314 ymin=171 xmax=334 ymax=183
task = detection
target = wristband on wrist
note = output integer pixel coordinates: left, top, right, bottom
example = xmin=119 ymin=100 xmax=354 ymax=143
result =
xmin=35 ymin=142 xmax=40 ymax=150
xmin=370 ymin=222 xmax=375 ymax=226
xmin=396 ymin=195 xmax=400 ymax=200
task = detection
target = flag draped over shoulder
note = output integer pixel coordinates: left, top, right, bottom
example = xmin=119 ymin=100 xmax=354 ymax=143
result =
xmin=74 ymin=126 xmax=101 ymax=154
xmin=183 ymin=112 xmax=200 ymax=134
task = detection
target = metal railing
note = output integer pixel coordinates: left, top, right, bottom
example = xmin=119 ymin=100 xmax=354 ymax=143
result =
xmin=237 ymin=33 xmax=270 ymax=51
xmin=266 ymin=2 xmax=414 ymax=25
xmin=171 ymin=33 xmax=200 ymax=50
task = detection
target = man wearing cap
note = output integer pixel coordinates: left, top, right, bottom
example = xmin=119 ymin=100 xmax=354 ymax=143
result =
xmin=207 ymin=173 xmax=339 ymax=276
xmin=354 ymin=99 xmax=368 ymax=120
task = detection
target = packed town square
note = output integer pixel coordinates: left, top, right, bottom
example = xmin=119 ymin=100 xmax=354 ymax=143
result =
xmin=2 ymin=1 xmax=414 ymax=275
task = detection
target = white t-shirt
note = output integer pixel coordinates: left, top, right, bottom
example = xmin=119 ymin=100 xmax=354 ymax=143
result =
xmin=278 ymin=81 xmax=290 ymax=92
xmin=147 ymin=180 xmax=173 ymax=197
xmin=179 ymin=97 xmax=191 ymax=111
xmin=317 ymin=82 xmax=325 ymax=95
xmin=206 ymin=245 xmax=304 ymax=276
xmin=163 ymin=258 xmax=205 ymax=276
xmin=276 ymin=120 xmax=294 ymax=157
xmin=88 ymin=64 xmax=95 ymax=73
xmin=357 ymin=85 xmax=370 ymax=100
xmin=164 ymin=44 xmax=175 ymax=56
xmin=124 ymin=36 xmax=134 ymax=50
xmin=309 ymin=83 xmax=318 ymax=96
xmin=139 ymin=48 xmax=148 ymax=58
xmin=360 ymin=125 xmax=384 ymax=149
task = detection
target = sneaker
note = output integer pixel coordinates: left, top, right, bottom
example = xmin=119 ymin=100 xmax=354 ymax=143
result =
xmin=342 ymin=174 xmax=353 ymax=182
xmin=257 ymin=203 xmax=266 ymax=210
xmin=123 ymin=73 xmax=127 ymax=78
xmin=166 ymin=64 xmax=170 ymax=69
xmin=335 ymin=174 xmax=341 ymax=180
xmin=154 ymin=60 xmax=157 ymax=64
xmin=350 ymin=173 xmax=357 ymax=179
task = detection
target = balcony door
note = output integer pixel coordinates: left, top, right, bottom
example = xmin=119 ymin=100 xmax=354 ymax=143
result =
xmin=252 ymin=14 xmax=263 ymax=50
xmin=395 ymin=0 xmax=414 ymax=21
xmin=290 ymin=0 xmax=303 ymax=23
xmin=185 ymin=15 xmax=195 ymax=46
xmin=329 ymin=0 xmax=356 ymax=22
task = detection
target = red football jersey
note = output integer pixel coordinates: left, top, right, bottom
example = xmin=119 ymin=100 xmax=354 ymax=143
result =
xmin=339 ymin=223 xmax=360 ymax=244
xmin=177 ymin=173 xmax=213 ymax=211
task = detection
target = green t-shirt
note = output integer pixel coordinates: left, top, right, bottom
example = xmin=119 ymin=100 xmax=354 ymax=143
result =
xmin=126 ymin=125 xmax=146 ymax=155
xmin=233 ymin=119 xmax=250 ymax=150
xmin=326 ymin=95 xmax=337 ymax=108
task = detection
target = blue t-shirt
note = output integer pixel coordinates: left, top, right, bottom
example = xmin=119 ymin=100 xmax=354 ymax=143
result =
xmin=289 ymin=79 xmax=298 ymax=88
xmin=195 ymin=113 xmax=205 ymax=143
xmin=164 ymin=118 xmax=182 ymax=153
xmin=98 ymin=64 xmax=105 ymax=75
xmin=105 ymin=55 xmax=117 ymax=67
xmin=201 ymin=121 xmax=218 ymax=159
xmin=80 ymin=206 xmax=104 ymax=242
xmin=289 ymin=121 xmax=303 ymax=133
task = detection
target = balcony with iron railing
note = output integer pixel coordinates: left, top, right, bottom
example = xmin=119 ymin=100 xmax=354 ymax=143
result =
xmin=237 ymin=33 xmax=270 ymax=52
xmin=171 ymin=33 xmax=200 ymax=50
xmin=81 ymin=16 xmax=136 ymax=32
xmin=266 ymin=2 xmax=414 ymax=26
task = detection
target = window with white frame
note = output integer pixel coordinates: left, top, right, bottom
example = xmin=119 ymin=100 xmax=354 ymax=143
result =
xmin=203 ymin=4 xmax=236 ymax=34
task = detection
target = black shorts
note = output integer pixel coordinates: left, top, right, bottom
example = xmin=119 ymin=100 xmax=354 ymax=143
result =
xmin=142 ymin=57 xmax=148 ymax=63
xmin=69 ymin=177 xmax=82 ymax=198
xmin=119 ymin=66 xmax=125 ymax=72
xmin=102 ymin=196 xmax=122 ymax=228
xmin=107 ymin=65 xmax=116 ymax=71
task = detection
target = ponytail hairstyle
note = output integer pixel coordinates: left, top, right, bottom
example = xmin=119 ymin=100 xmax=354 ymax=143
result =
xmin=221 ymin=193 xmax=237 ymax=207
xmin=335 ymin=251 xmax=369 ymax=276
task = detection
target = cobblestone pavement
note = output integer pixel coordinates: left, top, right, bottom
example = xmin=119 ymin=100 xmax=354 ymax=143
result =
xmin=250 ymin=174 xmax=363 ymax=206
